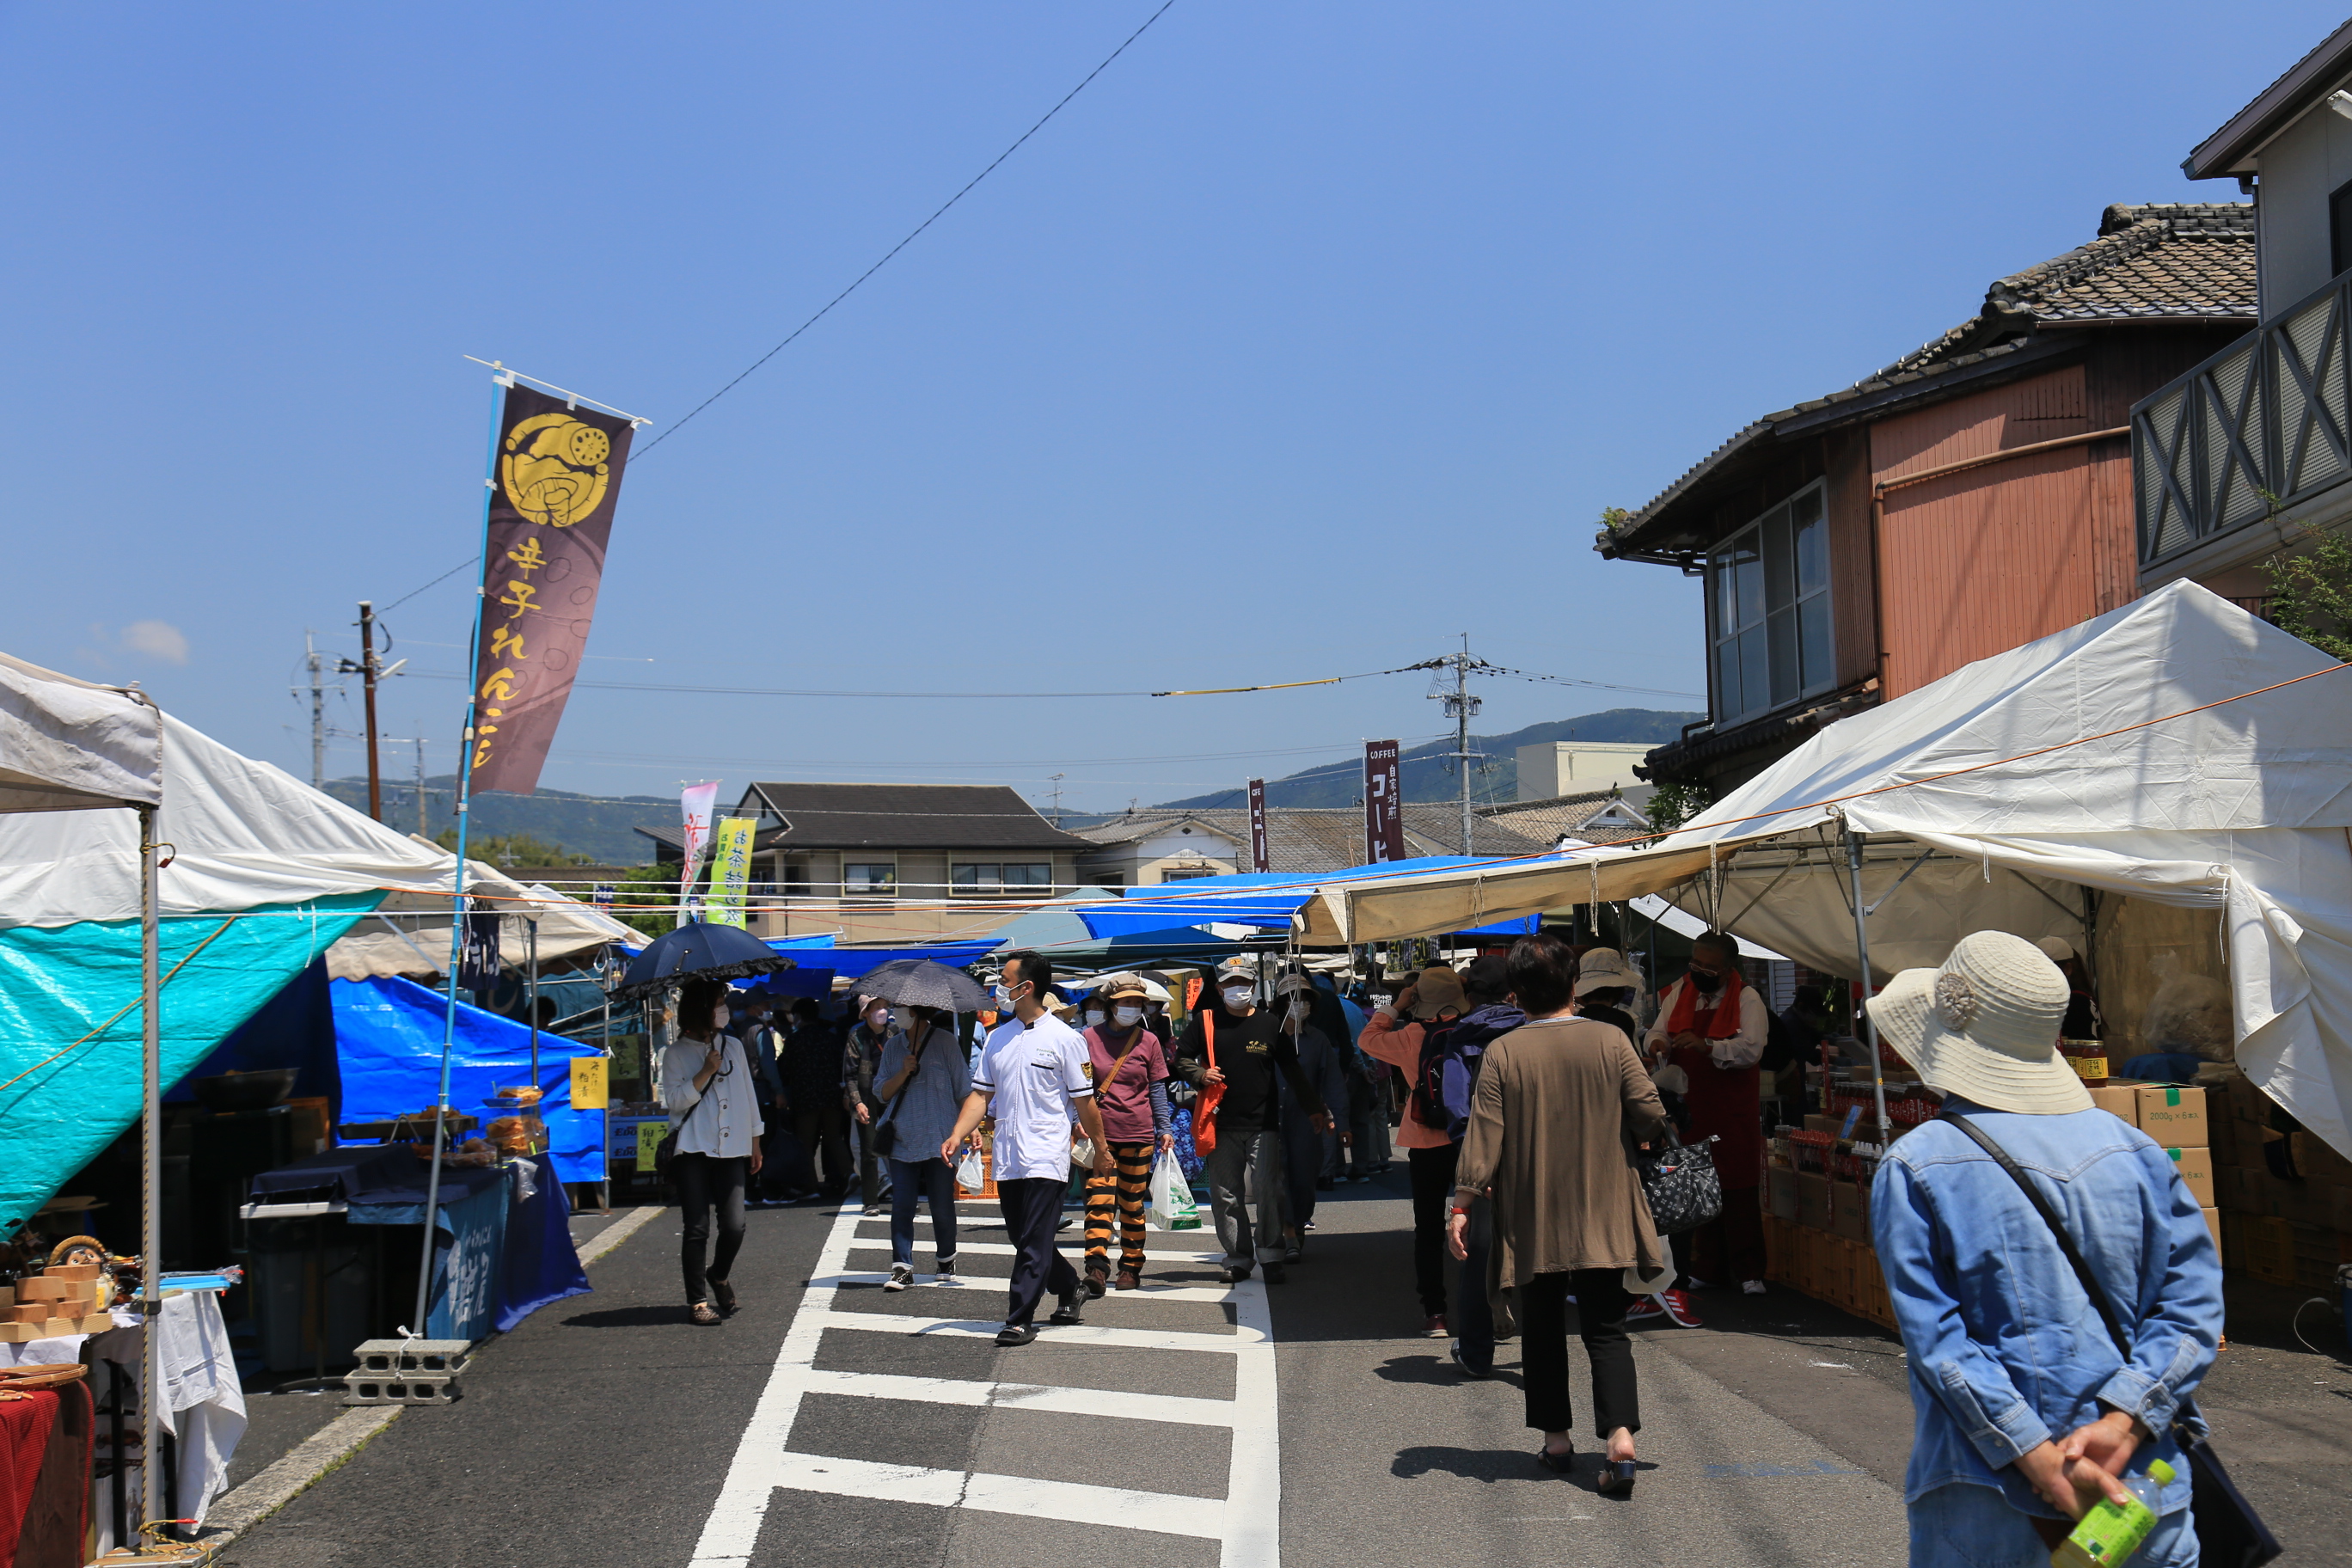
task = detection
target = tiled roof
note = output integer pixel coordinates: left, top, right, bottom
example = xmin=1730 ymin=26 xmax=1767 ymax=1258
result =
xmin=1475 ymin=790 xmax=1652 ymax=847
xmin=1599 ymin=204 xmax=2256 ymax=557
xmin=722 ymin=782 xmax=1093 ymax=852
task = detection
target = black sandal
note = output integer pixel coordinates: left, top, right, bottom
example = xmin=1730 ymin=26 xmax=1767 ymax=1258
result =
xmin=1597 ymin=1459 xmax=1638 ymax=1497
xmin=1535 ymin=1443 xmax=1575 ymax=1473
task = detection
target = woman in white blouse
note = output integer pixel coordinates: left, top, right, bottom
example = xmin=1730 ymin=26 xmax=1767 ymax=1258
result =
xmin=663 ymin=979 xmax=764 ymax=1325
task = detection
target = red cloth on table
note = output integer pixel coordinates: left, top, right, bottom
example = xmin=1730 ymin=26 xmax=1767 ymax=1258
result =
xmin=18 ymin=1381 xmax=90 ymax=1568
xmin=0 ymin=1388 xmax=58 ymax=1567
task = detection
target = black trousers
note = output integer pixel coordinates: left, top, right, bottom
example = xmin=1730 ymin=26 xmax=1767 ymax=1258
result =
xmin=673 ymin=1152 xmax=747 ymax=1305
xmin=1407 ymin=1143 xmax=1460 ymax=1316
xmin=791 ymin=1105 xmax=852 ymax=1197
xmin=995 ymin=1176 xmax=1080 ymax=1328
xmin=1518 ymin=1269 xmax=1640 ymax=1439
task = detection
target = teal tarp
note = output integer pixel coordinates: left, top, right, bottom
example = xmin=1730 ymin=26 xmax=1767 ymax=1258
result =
xmin=0 ymin=893 xmax=379 ymax=1234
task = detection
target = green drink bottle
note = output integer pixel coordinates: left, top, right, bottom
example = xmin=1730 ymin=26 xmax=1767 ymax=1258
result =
xmin=2050 ymin=1459 xmax=2177 ymax=1567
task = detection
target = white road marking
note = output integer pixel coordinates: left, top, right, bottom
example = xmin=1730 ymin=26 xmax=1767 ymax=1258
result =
xmin=814 ymin=1271 xmax=1237 ymax=1303
xmin=685 ymin=1202 xmax=1282 ymax=1568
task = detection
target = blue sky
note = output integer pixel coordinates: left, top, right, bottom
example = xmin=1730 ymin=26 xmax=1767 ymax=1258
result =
xmin=3 ymin=3 xmax=2337 ymax=814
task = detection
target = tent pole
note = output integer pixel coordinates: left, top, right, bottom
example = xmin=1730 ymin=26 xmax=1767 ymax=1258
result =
xmin=1845 ymin=830 xmax=1890 ymax=1140
xmin=414 ymin=372 xmax=505 ymax=1337
xmin=527 ymin=918 xmax=540 ymax=1087
xmin=137 ymin=804 xmax=163 ymax=1540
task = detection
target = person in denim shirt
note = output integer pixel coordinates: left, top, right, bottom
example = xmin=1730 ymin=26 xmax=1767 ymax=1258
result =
xmin=1868 ymin=931 xmax=2221 ymax=1568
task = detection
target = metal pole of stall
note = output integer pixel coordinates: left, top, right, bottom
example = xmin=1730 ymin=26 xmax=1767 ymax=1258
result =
xmin=527 ymin=919 xmax=540 ymax=1087
xmin=1844 ymin=830 xmax=1891 ymax=1140
xmin=136 ymin=804 xmax=164 ymax=1541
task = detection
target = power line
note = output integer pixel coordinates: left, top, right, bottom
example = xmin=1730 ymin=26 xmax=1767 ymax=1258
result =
xmin=378 ymin=556 xmax=477 ymax=615
xmin=631 ymin=0 xmax=1180 ymax=460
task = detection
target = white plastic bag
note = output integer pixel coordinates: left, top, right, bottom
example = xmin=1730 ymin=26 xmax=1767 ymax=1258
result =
xmin=954 ymin=1143 xmax=986 ymax=1194
xmin=1148 ymin=1148 xmax=1201 ymax=1230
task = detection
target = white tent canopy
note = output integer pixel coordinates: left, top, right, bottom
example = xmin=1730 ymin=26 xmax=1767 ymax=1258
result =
xmin=0 ymin=709 xmax=450 ymax=928
xmin=0 ymin=653 xmax=162 ymax=815
xmin=327 ymin=845 xmax=639 ymax=980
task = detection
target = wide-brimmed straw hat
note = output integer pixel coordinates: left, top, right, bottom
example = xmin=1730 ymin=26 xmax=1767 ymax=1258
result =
xmin=1574 ymin=946 xmax=1645 ymax=999
xmin=1865 ymin=931 xmax=2088 ymax=1115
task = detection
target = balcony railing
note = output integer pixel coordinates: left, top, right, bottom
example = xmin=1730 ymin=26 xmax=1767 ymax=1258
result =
xmin=2134 ymin=267 xmax=2352 ymax=566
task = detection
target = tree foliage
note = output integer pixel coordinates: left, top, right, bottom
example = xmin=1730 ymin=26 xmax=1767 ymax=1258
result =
xmin=434 ymin=829 xmax=593 ymax=867
xmin=2262 ymin=527 xmax=2352 ymax=663
xmin=609 ymin=861 xmax=681 ymax=938
xmin=1645 ymin=781 xmax=1713 ymax=834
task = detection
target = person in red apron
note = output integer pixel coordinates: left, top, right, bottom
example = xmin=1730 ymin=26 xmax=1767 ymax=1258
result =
xmin=1640 ymin=931 xmax=1768 ymax=1308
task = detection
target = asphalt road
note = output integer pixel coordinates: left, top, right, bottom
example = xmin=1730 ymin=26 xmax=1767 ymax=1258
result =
xmin=213 ymin=1174 xmax=2348 ymax=1568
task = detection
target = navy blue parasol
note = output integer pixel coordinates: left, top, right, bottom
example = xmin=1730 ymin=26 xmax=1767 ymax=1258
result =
xmin=613 ymin=919 xmax=794 ymax=1000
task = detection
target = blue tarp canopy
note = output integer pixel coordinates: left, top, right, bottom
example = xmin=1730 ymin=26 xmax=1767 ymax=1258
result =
xmin=330 ymin=976 xmax=605 ymax=1183
xmin=1075 ymin=856 xmax=1558 ymax=940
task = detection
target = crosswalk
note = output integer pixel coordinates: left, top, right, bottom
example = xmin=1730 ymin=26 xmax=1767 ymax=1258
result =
xmin=687 ymin=1196 xmax=1280 ymax=1568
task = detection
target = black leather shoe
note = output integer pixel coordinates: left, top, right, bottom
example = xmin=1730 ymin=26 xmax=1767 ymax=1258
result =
xmin=995 ymin=1321 xmax=1038 ymax=1346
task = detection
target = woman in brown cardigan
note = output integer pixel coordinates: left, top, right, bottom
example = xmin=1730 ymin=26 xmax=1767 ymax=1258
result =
xmin=1449 ymin=932 xmax=1667 ymax=1495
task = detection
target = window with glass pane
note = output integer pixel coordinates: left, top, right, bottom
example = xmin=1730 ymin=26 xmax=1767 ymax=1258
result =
xmin=844 ymin=862 xmax=897 ymax=896
xmin=1002 ymin=863 xmax=1051 ymax=887
xmin=952 ymin=863 xmax=1000 ymax=894
xmin=1707 ymin=482 xmax=1834 ymax=723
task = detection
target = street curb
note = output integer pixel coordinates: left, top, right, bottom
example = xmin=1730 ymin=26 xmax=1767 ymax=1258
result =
xmin=195 ymin=1403 xmax=401 ymax=1548
xmin=193 ymin=1204 xmax=665 ymax=1552
xmin=575 ymin=1204 xmax=665 ymax=1268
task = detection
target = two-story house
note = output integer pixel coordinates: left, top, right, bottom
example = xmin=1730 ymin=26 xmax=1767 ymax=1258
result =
xmin=639 ymin=782 xmax=1093 ymax=945
xmin=2138 ymin=21 xmax=2352 ymax=603
xmin=1599 ymin=203 xmax=2256 ymax=796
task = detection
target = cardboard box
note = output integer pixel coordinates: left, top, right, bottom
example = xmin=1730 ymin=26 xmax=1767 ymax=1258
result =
xmin=2087 ymin=1084 xmax=2139 ymax=1125
xmin=1828 ymin=1179 xmax=1871 ymax=1243
xmin=2163 ymin=1146 xmax=2215 ymax=1206
xmin=1796 ymin=1172 xmax=1831 ymax=1232
xmin=2201 ymin=1206 xmax=2221 ymax=1255
xmin=2136 ymin=1086 xmax=2208 ymax=1148
xmin=1767 ymin=1167 xmax=1800 ymax=1223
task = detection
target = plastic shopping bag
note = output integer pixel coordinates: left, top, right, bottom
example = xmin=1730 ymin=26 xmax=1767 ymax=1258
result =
xmin=1148 ymin=1148 xmax=1201 ymax=1230
xmin=954 ymin=1143 xmax=986 ymax=1194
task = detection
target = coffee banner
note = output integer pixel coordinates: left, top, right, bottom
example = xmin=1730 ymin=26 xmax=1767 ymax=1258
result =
xmin=1363 ymin=740 xmax=1404 ymax=863
xmin=467 ymin=383 xmax=634 ymax=795
xmin=1247 ymin=778 xmax=1270 ymax=873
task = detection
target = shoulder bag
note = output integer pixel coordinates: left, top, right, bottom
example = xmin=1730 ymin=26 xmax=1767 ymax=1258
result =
xmin=1939 ymin=1111 xmax=2281 ymax=1568
xmin=1637 ymin=1123 xmax=1722 ymax=1235
xmin=1190 ymin=1011 xmax=1228 ymax=1155
xmin=1075 ymin=1027 xmax=1150 ymax=1168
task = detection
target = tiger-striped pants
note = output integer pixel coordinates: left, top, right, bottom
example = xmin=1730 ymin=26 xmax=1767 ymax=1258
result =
xmin=1084 ymin=1141 xmax=1155 ymax=1274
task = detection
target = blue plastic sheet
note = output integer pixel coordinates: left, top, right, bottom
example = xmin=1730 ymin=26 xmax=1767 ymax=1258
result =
xmin=331 ymin=976 xmax=607 ymax=1183
xmin=1075 ymin=856 xmax=1543 ymax=938
xmin=499 ymin=1153 xmax=589 ymax=1332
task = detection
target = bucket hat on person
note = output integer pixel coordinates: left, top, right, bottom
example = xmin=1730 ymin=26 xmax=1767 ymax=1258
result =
xmin=1272 ymin=969 xmax=1317 ymax=997
xmin=1098 ymin=972 xmax=1151 ymax=1002
xmin=1865 ymin=931 xmax=2089 ymax=1115
xmin=1574 ymin=946 xmax=1645 ymax=999
xmin=1409 ymin=965 xmax=1467 ymax=1020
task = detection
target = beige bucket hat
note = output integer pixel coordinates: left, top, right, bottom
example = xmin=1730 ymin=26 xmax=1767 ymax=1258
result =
xmin=1574 ymin=946 xmax=1645 ymax=999
xmin=1865 ymin=931 xmax=2089 ymax=1115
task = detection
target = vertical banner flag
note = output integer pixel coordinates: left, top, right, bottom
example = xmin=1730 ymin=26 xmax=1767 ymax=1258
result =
xmin=678 ymin=782 xmax=720 ymax=922
xmin=707 ymin=817 xmax=757 ymax=928
xmin=469 ymin=383 xmax=636 ymax=795
xmin=1363 ymin=740 xmax=1404 ymax=863
xmin=1246 ymin=779 xmax=1271 ymax=873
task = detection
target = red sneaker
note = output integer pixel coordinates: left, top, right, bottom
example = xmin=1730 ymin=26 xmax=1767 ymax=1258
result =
xmin=1421 ymin=1314 xmax=1449 ymax=1338
xmin=1626 ymin=1289 xmax=1701 ymax=1328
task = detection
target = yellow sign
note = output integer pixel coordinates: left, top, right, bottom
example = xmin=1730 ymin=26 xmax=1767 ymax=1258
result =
xmin=635 ymin=1119 xmax=667 ymax=1167
xmin=570 ymin=1055 xmax=609 ymax=1110
xmin=707 ymin=817 xmax=757 ymax=928
xmin=501 ymin=413 xmax=613 ymax=526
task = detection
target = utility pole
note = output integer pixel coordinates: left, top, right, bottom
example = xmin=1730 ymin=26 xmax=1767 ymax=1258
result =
xmin=304 ymin=631 xmax=325 ymax=789
xmin=1049 ymin=773 xmax=1066 ymax=826
xmin=416 ymin=738 xmax=428 ymax=836
xmin=1430 ymin=635 xmax=1482 ymax=855
xmin=358 ymin=602 xmax=383 ymax=820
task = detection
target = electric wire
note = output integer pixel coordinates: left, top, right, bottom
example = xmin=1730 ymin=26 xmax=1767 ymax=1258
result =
xmin=631 ymin=0 xmax=1180 ymax=460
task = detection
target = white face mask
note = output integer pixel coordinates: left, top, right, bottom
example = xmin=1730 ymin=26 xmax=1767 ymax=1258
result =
xmin=1083 ymin=1008 xmax=1107 ymax=1028
xmin=1113 ymin=1005 xmax=1144 ymax=1027
xmin=712 ymin=1005 xmax=732 ymax=1032
xmin=1286 ymin=996 xmax=1310 ymax=1021
xmin=867 ymin=1008 xmax=890 ymax=1031
xmin=995 ymin=982 xmax=1025 ymax=1011
xmin=1221 ymin=984 xmax=1255 ymax=1010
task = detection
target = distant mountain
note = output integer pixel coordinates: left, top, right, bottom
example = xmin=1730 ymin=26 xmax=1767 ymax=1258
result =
xmin=1145 ymin=708 xmax=1699 ymax=812
xmin=320 ymin=777 xmax=677 ymax=865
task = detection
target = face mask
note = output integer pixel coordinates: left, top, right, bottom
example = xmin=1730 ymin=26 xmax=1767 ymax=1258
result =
xmin=995 ymin=982 xmax=1027 ymax=1012
xmin=867 ymin=1008 xmax=891 ymax=1030
xmin=1222 ymin=984 xmax=1254 ymax=1010
xmin=1286 ymin=996 xmax=1310 ymax=1022
xmin=713 ymin=1005 xmax=732 ymax=1032
xmin=1084 ymin=1009 xmax=1107 ymax=1028
xmin=1689 ymin=967 xmax=1722 ymax=993
xmin=1113 ymin=1005 xmax=1144 ymax=1028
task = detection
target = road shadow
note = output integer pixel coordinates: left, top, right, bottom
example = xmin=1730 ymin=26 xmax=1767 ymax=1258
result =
xmin=1375 ymin=1352 xmax=1522 ymax=1390
xmin=560 ymin=1304 xmax=701 ymax=1330
xmin=1392 ymin=1444 xmax=1653 ymax=1495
